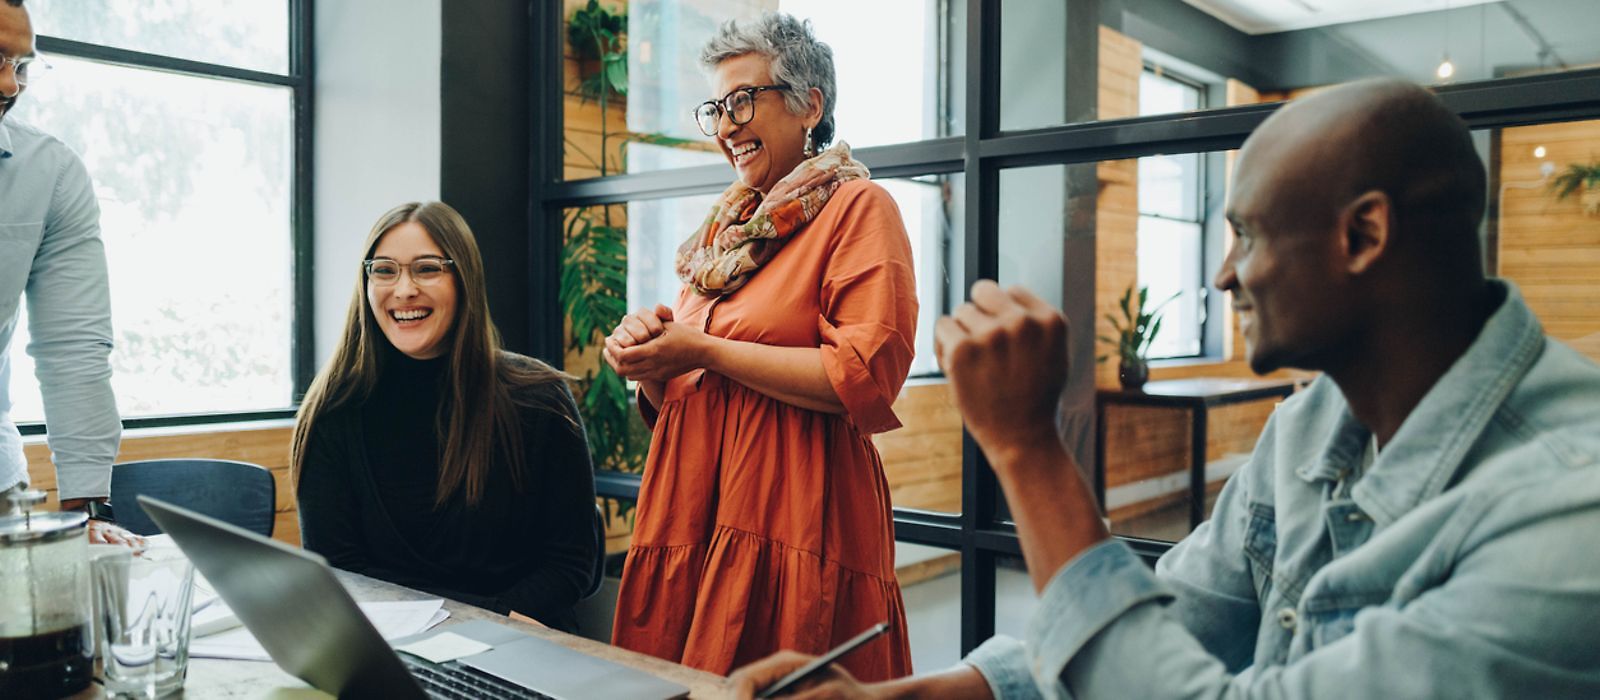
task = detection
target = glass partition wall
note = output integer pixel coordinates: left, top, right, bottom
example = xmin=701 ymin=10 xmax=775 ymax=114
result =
xmin=531 ymin=0 xmax=1600 ymax=658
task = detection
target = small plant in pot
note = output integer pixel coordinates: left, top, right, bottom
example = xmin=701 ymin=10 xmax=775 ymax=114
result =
xmin=1099 ymin=285 xmax=1177 ymax=391
xmin=1550 ymin=161 xmax=1600 ymax=217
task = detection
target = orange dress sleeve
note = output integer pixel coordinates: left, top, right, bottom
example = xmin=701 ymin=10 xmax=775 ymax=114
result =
xmin=816 ymin=181 xmax=919 ymax=434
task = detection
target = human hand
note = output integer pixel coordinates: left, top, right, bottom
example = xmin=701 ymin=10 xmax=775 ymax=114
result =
xmin=727 ymin=651 xmax=876 ymax=699
xmin=607 ymin=304 xmax=674 ymax=351
xmin=604 ymin=317 xmax=710 ymax=383
xmin=934 ymin=280 xmax=1070 ymax=472
xmin=88 ymin=519 xmax=147 ymax=551
xmin=58 ymin=497 xmax=147 ymax=551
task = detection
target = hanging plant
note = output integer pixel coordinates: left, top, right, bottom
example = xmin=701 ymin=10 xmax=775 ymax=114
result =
xmin=1550 ymin=161 xmax=1600 ymax=217
xmin=568 ymin=0 xmax=628 ymax=102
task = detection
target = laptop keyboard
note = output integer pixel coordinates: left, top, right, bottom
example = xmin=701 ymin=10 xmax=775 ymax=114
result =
xmin=401 ymin=655 xmax=555 ymax=700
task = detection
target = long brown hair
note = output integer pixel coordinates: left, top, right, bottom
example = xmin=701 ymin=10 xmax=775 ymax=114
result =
xmin=291 ymin=201 xmax=576 ymax=507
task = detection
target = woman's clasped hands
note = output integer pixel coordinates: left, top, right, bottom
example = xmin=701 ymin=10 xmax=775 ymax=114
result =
xmin=602 ymin=304 xmax=710 ymax=383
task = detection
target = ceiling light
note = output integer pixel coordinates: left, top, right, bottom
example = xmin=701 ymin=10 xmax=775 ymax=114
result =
xmin=1437 ymin=0 xmax=1454 ymax=81
xmin=1534 ymin=146 xmax=1547 ymax=159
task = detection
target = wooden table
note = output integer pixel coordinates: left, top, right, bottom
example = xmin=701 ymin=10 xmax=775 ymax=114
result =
xmin=1095 ymin=377 xmax=1301 ymax=529
xmin=77 ymin=570 xmax=729 ymax=699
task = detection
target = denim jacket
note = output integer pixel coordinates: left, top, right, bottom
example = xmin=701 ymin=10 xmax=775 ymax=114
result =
xmin=966 ymin=280 xmax=1600 ymax=699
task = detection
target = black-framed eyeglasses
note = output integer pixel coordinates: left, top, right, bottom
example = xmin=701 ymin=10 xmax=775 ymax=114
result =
xmin=1 ymin=52 xmax=48 ymax=87
xmin=692 ymin=84 xmax=790 ymax=137
xmin=363 ymin=257 xmax=455 ymax=286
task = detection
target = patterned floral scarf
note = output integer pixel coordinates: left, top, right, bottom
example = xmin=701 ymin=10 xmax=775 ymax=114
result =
xmin=675 ymin=141 xmax=870 ymax=296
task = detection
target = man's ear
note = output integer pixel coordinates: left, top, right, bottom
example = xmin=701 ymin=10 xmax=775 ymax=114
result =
xmin=1341 ymin=190 xmax=1391 ymax=276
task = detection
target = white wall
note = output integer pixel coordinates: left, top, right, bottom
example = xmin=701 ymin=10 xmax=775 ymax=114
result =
xmin=996 ymin=0 xmax=1067 ymax=307
xmin=313 ymin=0 xmax=442 ymax=366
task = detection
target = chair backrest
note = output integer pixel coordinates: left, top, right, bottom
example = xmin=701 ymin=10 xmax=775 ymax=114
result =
xmin=112 ymin=459 xmax=276 ymax=537
xmin=583 ymin=503 xmax=605 ymax=599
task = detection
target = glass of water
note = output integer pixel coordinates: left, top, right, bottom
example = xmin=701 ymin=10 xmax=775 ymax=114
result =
xmin=92 ymin=547 xmax=195 ymax=698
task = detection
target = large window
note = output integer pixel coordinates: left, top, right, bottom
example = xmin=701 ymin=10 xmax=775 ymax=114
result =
xmin=1136 ymin=68 xmax=1207 ymax=359
xmin=534 ymin=0 xmax=1600 ymax=656
xmin=8 ymin=1 xmax=309 ymax=425
xmin=551 ymin=0 xmax=966 ymax=517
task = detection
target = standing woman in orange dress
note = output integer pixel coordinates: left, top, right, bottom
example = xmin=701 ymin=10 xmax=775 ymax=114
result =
xmin=603 ymin=13 xmax=916 ymax=682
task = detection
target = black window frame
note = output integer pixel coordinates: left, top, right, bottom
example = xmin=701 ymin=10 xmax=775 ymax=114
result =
xmin=16 ymin=0 xmax=315 ymax=436
xmin=529 ymin=0 xmax=1600 ymax=655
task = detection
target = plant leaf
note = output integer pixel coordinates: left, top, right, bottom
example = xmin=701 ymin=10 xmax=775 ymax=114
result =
xmin=605 ymin=55 xmax=629 ymax=95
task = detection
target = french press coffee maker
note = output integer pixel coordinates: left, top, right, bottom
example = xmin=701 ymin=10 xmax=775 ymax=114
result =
xmin=0 ymin=488 xmax=94 ymax=698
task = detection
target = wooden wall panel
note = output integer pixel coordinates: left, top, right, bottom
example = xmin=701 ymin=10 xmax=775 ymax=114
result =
xmin=1102 ymin=405 xmax=1192 ymax=488
xmin=1206 ymin=400 xmax=1277 ymax=462
xmin=1098 ymin=399 xmax=1273 ymax=488
xmin=875 ymin=382 xmax=963 ymax=515
xmin=1095 ymin=26 xmax=1144 ymax=390
xmin=1100 ymin=397 xmax=1278 ymax=524
xmin=26 ymin=424 xmax=298 ymax=545
xmin=1499 ymin=119 xmax=1600 ymax=362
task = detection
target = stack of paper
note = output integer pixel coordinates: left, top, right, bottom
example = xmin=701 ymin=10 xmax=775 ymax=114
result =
xmin=139 ymin=533 xmax=452 ymax=662
xmin=191 ymin=599 xmax=450 ymax=661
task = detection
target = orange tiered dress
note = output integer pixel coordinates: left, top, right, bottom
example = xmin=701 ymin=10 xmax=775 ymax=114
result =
xmin=611 ymin=179 xmax=917 ymax=681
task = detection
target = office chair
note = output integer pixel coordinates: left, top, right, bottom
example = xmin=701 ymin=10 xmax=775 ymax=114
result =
xmin=584 ymin=503 xmax=606 ymax=599
xmin=111 ymin=458 xmax=277 ymax=537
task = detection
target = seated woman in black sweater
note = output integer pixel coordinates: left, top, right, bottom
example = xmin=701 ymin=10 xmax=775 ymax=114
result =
xmin=291 ymin=201 xmax=597 ymax=631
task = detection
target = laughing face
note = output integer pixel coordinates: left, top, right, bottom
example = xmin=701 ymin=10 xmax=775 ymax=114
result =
xmin=710 ymin=53 xmax=819 ymax=195
xmin=1214 ymin=125 xmax=1348 ymax=375
xmin=367 ymin=221 xmax=458 ymax=360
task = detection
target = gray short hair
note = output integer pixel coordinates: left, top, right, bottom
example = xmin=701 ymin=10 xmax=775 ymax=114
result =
xmin=700 ymin=13 xmax=837 ymax=148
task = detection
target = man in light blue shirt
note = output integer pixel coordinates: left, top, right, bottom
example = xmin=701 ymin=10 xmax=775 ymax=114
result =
xmin=0 ymin=0 xmax=134 ymax=545
xmin=730 ymin=79 xmax=1600 ymax=697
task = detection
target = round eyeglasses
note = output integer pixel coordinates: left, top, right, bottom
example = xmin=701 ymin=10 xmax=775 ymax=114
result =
xmin=363 ymin=257 xmax=455 ymax=286
xmin=1 ymin=52 xmax=49 ymax=88
xmin=692 ymin=84 xmax=790 ymax=137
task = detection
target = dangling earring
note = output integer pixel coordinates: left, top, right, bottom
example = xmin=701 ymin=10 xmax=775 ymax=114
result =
xmin=804 ymin=127 xmax=815 ymax=158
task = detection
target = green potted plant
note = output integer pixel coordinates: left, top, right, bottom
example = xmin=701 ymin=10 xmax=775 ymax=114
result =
xmin=561 ymin=1 xmax=648 ymax=531
xmin=1098 ymin=285 xmax=1177 ymax=391
xmin=1550 ymin=161 xmax=1600 ymax=217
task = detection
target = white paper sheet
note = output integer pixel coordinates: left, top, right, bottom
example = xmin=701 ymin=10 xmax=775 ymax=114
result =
xmin=190 ymin=599 xmax=447 ymax=661
xmin=425 ymin=609 xmax=449 ymax=631
xmin=395 ymin=631 xmax=492 ymax=663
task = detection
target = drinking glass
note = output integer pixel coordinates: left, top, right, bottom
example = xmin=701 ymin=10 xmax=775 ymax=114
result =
xmin=92 ymin=548 xmax=195 ymax=698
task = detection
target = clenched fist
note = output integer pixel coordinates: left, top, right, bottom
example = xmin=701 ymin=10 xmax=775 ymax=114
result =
xmin=934 ymin=280 xmax=1069 ymax=473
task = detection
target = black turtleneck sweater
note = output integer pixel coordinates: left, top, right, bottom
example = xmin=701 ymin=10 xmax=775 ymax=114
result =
xmin=296 ymin=349 xmax=597 ymax=632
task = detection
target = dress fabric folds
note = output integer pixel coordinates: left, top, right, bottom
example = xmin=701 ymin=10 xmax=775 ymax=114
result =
xmin=612 ymin=180 xmax=918 ymax=681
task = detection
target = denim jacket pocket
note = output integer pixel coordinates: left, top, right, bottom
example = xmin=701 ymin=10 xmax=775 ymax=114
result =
xmin=1243 ymin=500 xmax=1278 ymax=605
xmin=1302 ymin=591 xmax=1390 ymax=649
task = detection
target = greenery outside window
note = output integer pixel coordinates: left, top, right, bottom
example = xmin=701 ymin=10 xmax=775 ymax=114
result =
xmin=8 ymin=1 xmax=304 ymax=425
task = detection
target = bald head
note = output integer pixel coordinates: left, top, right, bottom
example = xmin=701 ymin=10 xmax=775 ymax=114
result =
xmin=1235 ymin=79 xmax=1486 ymax=272
xmin=1218 ymin=80 xmax=1491 ymax=376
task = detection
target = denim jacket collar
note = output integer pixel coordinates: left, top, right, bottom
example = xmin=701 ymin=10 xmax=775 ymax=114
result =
xmin=1295 ymin=280 xmax=1544 ymax=527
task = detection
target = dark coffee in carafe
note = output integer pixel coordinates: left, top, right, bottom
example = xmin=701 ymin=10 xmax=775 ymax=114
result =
xmin=0 ymin=624 xmax=94 ymax=698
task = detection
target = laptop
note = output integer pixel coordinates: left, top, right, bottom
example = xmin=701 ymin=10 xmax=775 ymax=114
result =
xmin=139 ymin=495 xmax=689 ymax=700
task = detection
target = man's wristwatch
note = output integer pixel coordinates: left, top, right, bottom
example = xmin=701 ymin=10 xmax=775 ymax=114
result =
xmin=64 ymin=499 xmax=117 ymax=523
xmin=85 ymin=500 xmax=116 ymax=523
